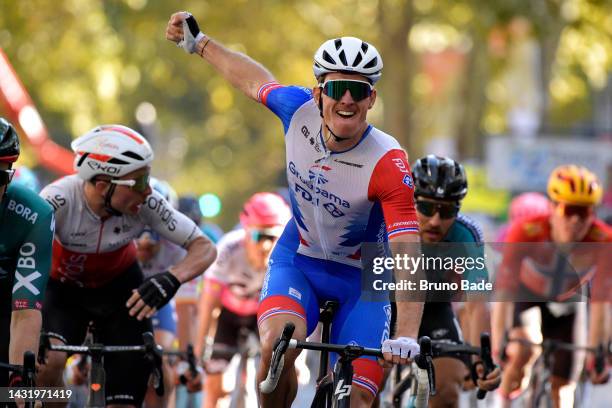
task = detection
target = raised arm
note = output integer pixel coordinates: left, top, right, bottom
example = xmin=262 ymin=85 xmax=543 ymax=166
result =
xmin=166 ymin=12 xmax=276 ymax=101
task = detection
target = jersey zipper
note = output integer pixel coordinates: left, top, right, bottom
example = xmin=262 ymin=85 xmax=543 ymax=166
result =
xmin=95 ymin=219 xmax=106 ymax=254
xmin=313 ymin=149 xmax=331 ymax=260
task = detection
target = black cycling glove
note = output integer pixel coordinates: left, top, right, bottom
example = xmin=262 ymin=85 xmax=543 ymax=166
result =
xmin=137 ymin=271 xmax=181 ymax=309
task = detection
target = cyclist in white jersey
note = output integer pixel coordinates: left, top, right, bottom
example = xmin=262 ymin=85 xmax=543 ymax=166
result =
xmin=194 ymin=192 xmax=290 ymax=407
xmin=37 ymin=125 xmax=217 ymax=408
xmin=167 ymin=13 xmax=423 ymax=407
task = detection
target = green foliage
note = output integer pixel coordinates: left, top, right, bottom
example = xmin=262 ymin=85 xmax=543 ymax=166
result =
xmin=0 ymin=0 xmax=609 ymax=227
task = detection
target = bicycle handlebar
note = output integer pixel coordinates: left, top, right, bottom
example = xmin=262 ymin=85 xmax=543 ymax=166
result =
xmin=0 ymin=351 xmax=36 ymax=388
xmin=178 ymin=344 xmax=199 ymax=385
xmin=38 ymin=332 xmax=165 ymax=396
xmin=260 ymin=323 xmax=437 ymax=398
xmin=424 ymin=333 xmax=495 ymax=399
xmin=259 ymin=322 xmax=295 ymax=394
xmin=476 ymin=333 xmax=495 ymax=400
xmin=501 ymin=334 xmax=608 ymax=375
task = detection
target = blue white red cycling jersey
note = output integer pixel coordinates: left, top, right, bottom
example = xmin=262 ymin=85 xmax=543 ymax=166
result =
xmin=258 ymin=83 xmax=418 ymax=267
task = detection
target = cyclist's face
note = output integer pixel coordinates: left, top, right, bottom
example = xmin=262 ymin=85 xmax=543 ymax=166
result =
xmin=245 ymin=226 xmax=280 ymax=271
xmin=416 ymin=197 xmax=457 ymax=243
xmin=550 ymin=202 xmax=594 ymax=243
xmin=108 ymin=167 xmax=152 ymax=215
xmin=314 ymin=73 xmax=376 ymax=140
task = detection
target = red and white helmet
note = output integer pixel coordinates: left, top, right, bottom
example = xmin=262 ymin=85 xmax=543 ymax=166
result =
xmin=240 ymin=192 xmax=291 ymax=231
xmin=509 ymin=192 xmax=551 ymax=222
xmin=71 ymin=124 xmax=154 ymax=180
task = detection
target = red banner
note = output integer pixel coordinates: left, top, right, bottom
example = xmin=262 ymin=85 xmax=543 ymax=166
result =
xmin=0 ymin=47 xmax=74 ymax=175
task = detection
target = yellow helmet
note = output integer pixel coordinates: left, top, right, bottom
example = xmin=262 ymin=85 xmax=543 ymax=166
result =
xmin=547 ymin=165 xmax=603 ymax=206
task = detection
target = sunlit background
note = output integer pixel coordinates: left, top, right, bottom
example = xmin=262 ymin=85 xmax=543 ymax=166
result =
xmin=1 ymin=0 xmax=611 ymax=231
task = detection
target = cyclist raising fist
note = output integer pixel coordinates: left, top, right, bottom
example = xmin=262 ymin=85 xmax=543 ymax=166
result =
xmin=167 ymin=12 xmax=423 ymax=407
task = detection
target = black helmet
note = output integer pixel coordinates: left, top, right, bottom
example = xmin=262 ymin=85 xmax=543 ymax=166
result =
xmin=0 ymin=117 xmax=20 ymax=163
xmin=412 ymin=155 xmax=467 ymax=201
xmin=178 ymin=195 xmax=202 ymax=224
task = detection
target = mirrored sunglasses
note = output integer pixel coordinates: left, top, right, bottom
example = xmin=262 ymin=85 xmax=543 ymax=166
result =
xmin=320 ymin=79 xmax=373 ymax=102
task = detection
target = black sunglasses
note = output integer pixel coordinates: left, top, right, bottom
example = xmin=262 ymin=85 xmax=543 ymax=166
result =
xmin=0 ymin=169 xmax=15 ymax=187
xmin=416 ymin=200 xmax=460 ymax=219
xmin=320 ymin=79 xmax=373 ymax=102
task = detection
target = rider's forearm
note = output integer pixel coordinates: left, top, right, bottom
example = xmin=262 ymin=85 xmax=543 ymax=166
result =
xmin=9 ymin=309 xmax=42 ymax=364
xmin=588 ymin=302 xmax=610 ymax=347
xmin=195 ymin=37 xmax=276 ymax=101
xmin=491 ymin=301 xmax=512 ymax=358
xmin=194 ymin=287 xmax=221 ymax=358
xmin=464 ymin=301 xmax=489 ymax=346
xmin=389 ymin=235 xmax=424 ymax=338
xmin=394 ymin=301 xmax=423 ymax=339
xmin=170 ymin=236 xmax=217 ymax=284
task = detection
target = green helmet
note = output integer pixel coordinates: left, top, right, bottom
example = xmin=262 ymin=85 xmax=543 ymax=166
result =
xmin=0 ymin=117 xmax=20 ymax=163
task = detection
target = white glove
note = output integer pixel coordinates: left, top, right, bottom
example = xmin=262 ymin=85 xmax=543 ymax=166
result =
xmin=178 ymin=12 xmax=206 ymax=54
xmin=382 ymin=337 xmax=420 ymax=359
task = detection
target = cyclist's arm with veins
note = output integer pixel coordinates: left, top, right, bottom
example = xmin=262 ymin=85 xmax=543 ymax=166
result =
xmin=369 ymin=149 xmax=423 ymax=338
xmin=10 ymin=200 xmax=54 ymax=364
xmin=143 ymin=192 xmax=217 ymax=284
xmin=195 ymin=36 xmax=276 ymax=101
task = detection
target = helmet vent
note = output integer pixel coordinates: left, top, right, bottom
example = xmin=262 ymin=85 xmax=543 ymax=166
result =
xmin=352 ymin=52 xmax=363 ymax=67
xmin=363 ymin=57 xmax=378 ymax=69
xmin=122 ymin=151 xmax=144 ymax=161
xmin=107 ymin=158 xmax=130 ymax=165
xmin=361 ymin=42 xmax=369 ymax=53
xmin=334 ymin=38 xmax=342 ymax=50
xmin=322 ymin=50 xmax=336 ymax=65
xmin=338 ymin=50 xmax=348 ymax=66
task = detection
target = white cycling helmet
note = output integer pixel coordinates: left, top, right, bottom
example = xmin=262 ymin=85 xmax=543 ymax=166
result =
xmin=313 ymin=37 xmax=383 ymax=84
xmin=72 ymin=124 xmax=154 ymax=181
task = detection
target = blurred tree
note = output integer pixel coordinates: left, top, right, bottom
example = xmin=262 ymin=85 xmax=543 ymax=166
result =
xmin=0 ymin=0 xmax=609 ymax=226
